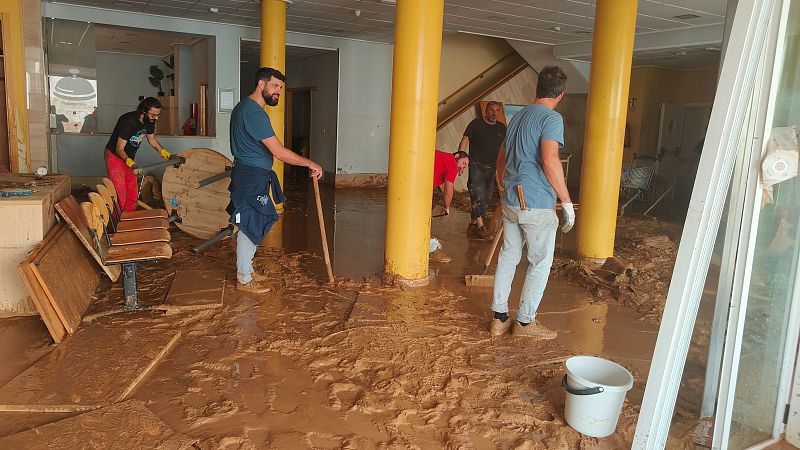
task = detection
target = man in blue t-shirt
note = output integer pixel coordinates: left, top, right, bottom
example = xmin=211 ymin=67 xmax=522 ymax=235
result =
xmin=490 ymin=66 xmax=576 ymax=339
xmin=229 ymin=67 xmax=322 ymax=293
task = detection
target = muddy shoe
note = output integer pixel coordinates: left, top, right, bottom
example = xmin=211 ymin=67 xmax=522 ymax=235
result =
xmin=490 ymin=318 xmax=512 ymax=336
xmin=236 ymin=282 xmax=271 ymax=294
xmin=466 ymin=223 xmax=480 ymax=239
xmin=512 ymin=320 xmax=557 ymax=339
xmin=477 ymin=226 xmax=491 ymax=240
xmin=250 ymin=271 xmax=270 ymax=283
xmin=429 ymin=249 xmax=452 ymax=263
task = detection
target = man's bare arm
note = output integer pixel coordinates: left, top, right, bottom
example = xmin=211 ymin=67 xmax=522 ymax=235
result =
xmin=541 ymin=140 xmax=571 ymax=203
xmin=458 ymin=136 xmax=469 ymax=152
xmin=115 ymin=137 xmax=130 ymax=161
xmin=262 ymin=136 xmax=322 ymax=178
xmin=146 ymin=134 xmax=165 ymax=153
xmin=443 ymin=181 xmax=454 ymax=213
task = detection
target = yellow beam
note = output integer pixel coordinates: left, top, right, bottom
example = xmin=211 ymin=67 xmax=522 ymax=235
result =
xmin=0 ymin=1 xmax=31 ymax=173
xmin=576 ymin=0 xmax=638 ymax=261
xmin=384 ymin=0 xmax=445 ymax=284
xmin=260 ymin=0 xmax=286 ymax=207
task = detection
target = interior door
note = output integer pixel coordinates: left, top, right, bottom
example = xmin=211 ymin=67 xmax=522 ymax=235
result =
xmin=657 ymin=103 xmax=685 ymax=183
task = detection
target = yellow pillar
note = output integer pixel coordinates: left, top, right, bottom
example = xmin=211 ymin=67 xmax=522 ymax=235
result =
xmin=576 ymin=0 xmax=638 ymax=261
xmin=260 ymin=0 xmax=286 ymax=207
xmin=0 ymin=0 xmax=31 ymax=173
xmin=384 ymin=0 xmax=445 ymax=284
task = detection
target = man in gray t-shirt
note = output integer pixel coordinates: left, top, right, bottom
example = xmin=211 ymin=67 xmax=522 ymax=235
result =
xmin=490 ymin=66 xmax=576 ymax=339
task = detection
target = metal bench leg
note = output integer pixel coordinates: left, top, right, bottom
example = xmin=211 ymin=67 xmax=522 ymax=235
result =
xmin=192 ymin=224 xmax=234 ymax=253
xmin=122 ymin=263 xmax=139 ymax=310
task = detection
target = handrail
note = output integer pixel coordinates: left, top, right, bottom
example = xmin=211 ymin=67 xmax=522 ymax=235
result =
xmin=438 ymin=51 xmax=518 ymax=108
xmin=437 ymin=59 xmax=531 ymax=130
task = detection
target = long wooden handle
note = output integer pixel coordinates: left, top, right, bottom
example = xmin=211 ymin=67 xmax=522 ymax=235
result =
xmin=517 ymin=185 xmax=526 ymax=210
xmin=312 ymin=177 xmax=335 ymax=284
xmin=483 ymin=228 xmax=503 ymax=274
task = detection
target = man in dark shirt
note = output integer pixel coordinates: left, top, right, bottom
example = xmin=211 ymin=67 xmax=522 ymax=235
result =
xmin=104 ymin=97 xmax=171 ymax=212
xmin=460 ymin=101 xmax=506 ymax=239
xmin=229 ymin=67 xmax=322 ymax=293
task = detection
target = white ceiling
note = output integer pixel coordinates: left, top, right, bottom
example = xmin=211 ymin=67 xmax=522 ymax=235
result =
xmin=94 ymin=24 xmax=203 ymax=56
xmin=50 ymin=0 xmax=728 ymax=67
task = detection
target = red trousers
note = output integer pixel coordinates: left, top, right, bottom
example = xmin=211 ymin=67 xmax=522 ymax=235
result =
xmin=104 ymin=151 xmax=138 ymax=212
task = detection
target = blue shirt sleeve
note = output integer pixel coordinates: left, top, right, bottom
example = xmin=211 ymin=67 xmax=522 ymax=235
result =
xmin=244 ymin=105 xmax=276 ymax=142
xmin=541 ymin=113 xmax=564 ymax=148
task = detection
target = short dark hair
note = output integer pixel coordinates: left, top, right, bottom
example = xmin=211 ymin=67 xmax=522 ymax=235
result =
xmin=137 ymin=97 xmax=162 ymax=115
xmin=453 ymin=151 xmax=470 ymax=160
xmin=536 ymin=66 xmax=567 ymax=99
xmin=485 ymin=101 xmax=502 ymax=111
xmin=255 ymin=67 xmax=286 ymax=87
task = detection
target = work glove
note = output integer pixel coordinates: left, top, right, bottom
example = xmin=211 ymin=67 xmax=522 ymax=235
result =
xmin=561 ymin=202 xmax=576 ymax=233
xmin=125 ymin=158 xmax=137 ymax=169
xmin=159 ymin=149 xmax=171 ymax=160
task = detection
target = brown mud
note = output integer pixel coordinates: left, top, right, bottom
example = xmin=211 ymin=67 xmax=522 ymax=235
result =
xmin=0 ymin=183 xmax=680 ymax=448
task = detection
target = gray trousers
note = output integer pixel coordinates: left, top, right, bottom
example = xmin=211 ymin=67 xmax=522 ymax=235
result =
xmin=492 ymin=205 xmax=558 ymax=323
xmin=237 ymin=232 xmax=259 ymax=285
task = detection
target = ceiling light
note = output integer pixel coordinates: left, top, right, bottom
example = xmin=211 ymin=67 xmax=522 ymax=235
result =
xmin=380 ymin=0 xmax=396 ymax=4
xmin=674 ymin=51 xmax=687 ymax=56
xmin=355 ymin=9 xmax=361 ymax=17
xmin=673 ymin=13 xmax=701 ymax=20
xmin=210 ymin=7 xmax=219 ymax=13
xmin=704 ymin=47 xmax=721 ymax=52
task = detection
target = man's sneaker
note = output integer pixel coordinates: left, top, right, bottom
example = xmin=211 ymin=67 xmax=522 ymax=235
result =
xmin=236 ymin=282 xmax=271 ymax=294
xmin=467 ymin=223 xmax=480 ymax=239
xmin=490 ymin=317 xmax=512 ymax=336
xmin=477 ymin=226 xmax=491 ymax=240
xmin=429 ymin=249 xmax=452 ymax=263
xmin=512 ymin=320 xmax=557 ymax=339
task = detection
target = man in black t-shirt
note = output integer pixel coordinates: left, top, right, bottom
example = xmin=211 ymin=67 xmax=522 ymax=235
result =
xmin=104 ymin=97 xmax=171 ymax=212
xmin=459 ymin=101 xmax=506 ymax=239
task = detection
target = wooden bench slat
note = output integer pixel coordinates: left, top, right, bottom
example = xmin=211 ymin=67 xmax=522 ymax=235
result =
xmin=120 ymin=209 xmax=169 ymax=221
xmin=116 ymin=217 xmax=169 ymax=232
xmin=110 ymin=229 xmax=170 ymax=246
xmin=106 ymin=242 xmax=172 ymax=264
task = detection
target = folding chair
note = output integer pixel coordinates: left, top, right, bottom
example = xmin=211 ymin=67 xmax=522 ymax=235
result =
xmin=87 ymin=192 xmax=170 ymax=246
xmin=101 ymin=178 xmax=169 ymax=221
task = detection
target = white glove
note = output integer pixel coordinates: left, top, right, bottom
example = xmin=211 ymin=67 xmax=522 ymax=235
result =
xmin=561 ymin=202 xmax=575 ymax=233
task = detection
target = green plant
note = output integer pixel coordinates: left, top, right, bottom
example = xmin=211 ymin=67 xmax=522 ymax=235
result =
xmin=162 ymin=54 xmax=175 ymax=94
xmin=148 ymin=64 xmax=165 ymax=95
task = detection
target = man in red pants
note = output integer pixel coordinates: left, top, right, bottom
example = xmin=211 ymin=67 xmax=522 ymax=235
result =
xmin=104 ymin=97 xmax=171 ymax=212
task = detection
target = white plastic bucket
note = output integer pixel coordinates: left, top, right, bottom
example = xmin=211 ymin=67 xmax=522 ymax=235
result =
xmin=563 ymin=356 xmax=634 ymax=438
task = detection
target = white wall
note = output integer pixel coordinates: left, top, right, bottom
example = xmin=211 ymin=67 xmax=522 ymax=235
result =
xmin=95 ymin=52 xmax=164 ymax=132
xmin=44 ymin=2 xmax=394 ymax=177
xmin=286 ymin=51 xmax=339 ymax=175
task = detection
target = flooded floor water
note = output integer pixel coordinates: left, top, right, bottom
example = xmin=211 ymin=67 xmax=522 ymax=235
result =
xmin=0 ymin=179 xmax=663 ymax=448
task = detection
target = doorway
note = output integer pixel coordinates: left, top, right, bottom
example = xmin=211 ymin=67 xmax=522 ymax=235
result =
xmin=286 ymin=87 xmax=312 ymax=182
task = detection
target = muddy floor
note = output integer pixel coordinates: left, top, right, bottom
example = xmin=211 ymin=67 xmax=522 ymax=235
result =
xmin=0 ymin=182 xmax=692 ymax=449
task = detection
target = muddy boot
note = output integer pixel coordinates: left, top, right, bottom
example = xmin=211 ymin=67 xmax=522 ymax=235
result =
xmin=236 ymin=282 xmax=271 ymax=294
xmin=490 ymin=318 xmax=512 ymax=336
xmin=466 ymin=223 xmax=480 ymax=239
xmin=429 ymin=249 xmax=452 ymax=263
xmin=512 ymin=320 xmax=557 ymax=339
xmin=477 ymin=226 xmax=491 ymax=240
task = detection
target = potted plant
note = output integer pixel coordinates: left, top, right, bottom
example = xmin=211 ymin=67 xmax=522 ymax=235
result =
xmin=162 ymin=55 xmax=175 ymax=96
xmin=148 ymin=64 xmax=165 ymax=96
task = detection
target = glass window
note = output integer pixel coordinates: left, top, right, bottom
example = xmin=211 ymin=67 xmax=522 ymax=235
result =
xmin=45 ymin=19 xmax=213 ymax=137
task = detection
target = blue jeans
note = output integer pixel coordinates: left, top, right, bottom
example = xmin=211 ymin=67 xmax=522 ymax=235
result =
xmin=492 ymin=205 xmax=558 ymax=323
xmin=237 ymin=232 xmax=259 ymax=284
xmin=468 ymin=164 xmax=495 ymax=221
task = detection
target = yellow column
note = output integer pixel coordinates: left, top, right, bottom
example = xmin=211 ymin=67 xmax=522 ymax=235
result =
xmin=260 ymin=0 xmax=286 ymax=208
xmin=576 ymin=0 xmax=638 ymax=261
xmin=384 ymin=0 xmax=445 ymax=284
xmin=0 ymin=0 xmax=31 ymax=173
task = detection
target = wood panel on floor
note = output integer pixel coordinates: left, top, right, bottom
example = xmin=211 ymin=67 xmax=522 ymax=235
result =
xmin=162 ymin=148 xmax=232 ymax=239
xmin=0 ymin=324 xmax=181 ymax=411
xmin=55 ymin=197 xmax=122 ymax=282
xmin=163 ymin=269 xmax=226 ymax=311
xmin=0 ymin=400 xmax=196 ymax=449
xmin=29 ymin=225 xmax=99 ymax=334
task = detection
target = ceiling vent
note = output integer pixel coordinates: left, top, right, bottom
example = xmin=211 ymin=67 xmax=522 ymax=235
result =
xmin=673 ymin=13 xmax=701 ymax=20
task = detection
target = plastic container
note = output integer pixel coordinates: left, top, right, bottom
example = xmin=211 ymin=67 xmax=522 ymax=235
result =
xmin=562 ymin=355 xmax=634 ymax=438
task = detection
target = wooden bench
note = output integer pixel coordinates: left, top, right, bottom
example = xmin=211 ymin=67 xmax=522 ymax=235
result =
xmin=81 ymin=201 xmax=172 ymax=310
xmin=87 ymin=192 xmax=170 ymax=246
xmin=94 ymin=186 xmax=169 ymax=233
xmin=100 ymin=178 xmax=169 ymax=221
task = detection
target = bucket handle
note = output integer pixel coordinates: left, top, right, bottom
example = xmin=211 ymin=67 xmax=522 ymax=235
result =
xmin=562 ymin=375 xmax=604 ymax=396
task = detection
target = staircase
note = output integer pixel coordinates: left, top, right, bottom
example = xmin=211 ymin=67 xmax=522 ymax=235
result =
xmin=436 ymin=51 xmax=530 ymax=130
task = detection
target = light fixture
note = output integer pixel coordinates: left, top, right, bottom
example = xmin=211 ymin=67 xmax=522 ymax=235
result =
xmin=380 ymin=0 xmax=396 ymax=4
xmin=673 ymin=13 xmax=701 ymax=20
xmin=210 ymin=7 xmax=219 ymax=13
xmin=355 ymin=9 xmax=361 ymax=17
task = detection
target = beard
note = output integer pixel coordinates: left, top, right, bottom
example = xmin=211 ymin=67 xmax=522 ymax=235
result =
xmin=262 ymin=90 xmax=279 ymax=106
xmin=486 ymin=115 xmax=497 ymax=124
